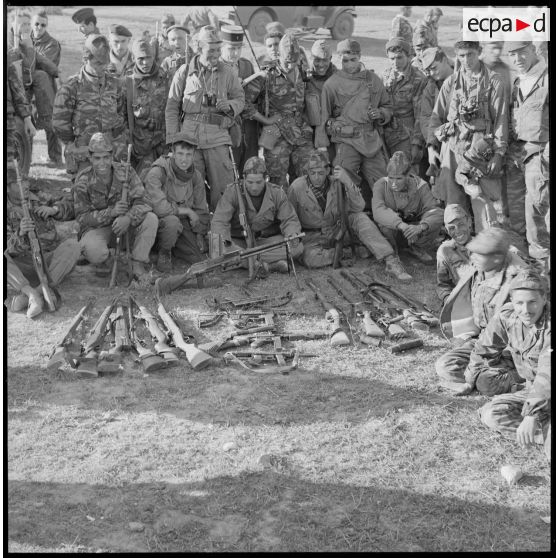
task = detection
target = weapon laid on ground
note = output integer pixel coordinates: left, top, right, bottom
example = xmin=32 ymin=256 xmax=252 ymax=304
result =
xmin=207 ymin=291 xmax=293 ymax=312
xmin=47 ymin=299 xmax=95 ymax=370
xmin=155 ymin=232 xmax=305 ymax=296
xmin=14 ymin=162 xmax=58 ymax=311
xmin=98 ymin=303 xmax=131 ymax=375
xmin=109 ymin=144 xmax=133 ymax=288
xmin=306 ymin=279 xmax=350 ymax=346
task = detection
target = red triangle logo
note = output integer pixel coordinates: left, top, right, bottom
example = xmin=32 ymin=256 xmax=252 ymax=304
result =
xmin=516 ymin=19 xmax=530 ymax=31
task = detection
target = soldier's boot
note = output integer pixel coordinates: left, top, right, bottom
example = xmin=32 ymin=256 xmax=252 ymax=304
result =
xmin=8 ymin=293 xmax=29 ymax=312
xmin=407 ymin=245 xmax=433 ymax=263
xmin=22 ymin=286 xmax=44 ymax=319
xmin=131 ymin=259 xmax=150 ymax=280
xmin=384 ymin=255 xmax=412 ymax=282
xmin=157 ymin=249 xmax=173 ymax=274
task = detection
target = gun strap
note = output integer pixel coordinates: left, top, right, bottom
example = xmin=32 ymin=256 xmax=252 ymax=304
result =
xmin=126 ymin=76 xmax=135 ymax=137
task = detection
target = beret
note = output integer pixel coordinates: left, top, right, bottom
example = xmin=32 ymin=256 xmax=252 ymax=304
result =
xmin=109 ymin=24 xmax=132 ymax=37
xmin=385 ymin=37 xmax=411 ymax=55
xmin=466 ymin=227 xmax=510 ymax=255
xmin=83 ymin=34 xmax=110 ymax=63
xmin=221 ymin=24 xmax=244 ymax=45
xmin=162 ymin=13 xmax=175 ymax=26
xmin=166 ymin=25 xmax=190 ymax=35
xmin=311 ymin=39 xmax=332 ymax=59
xmin=72 ymin=7 xmax=94 ymax=23
xmin=505 ymin=41 xmax=533 ymax=53
xmin=88 ymin=132 xmax=113 ymax=153
xmin=336 ymin=39 xmax=361 ymax=55
xmin=509 ymin=269 xmax=547 ymax=292
xmin=279 ymin=33 xmax=300 ymax=62
xmin=243 ymin=156 xmax=267 ymax=176
xmin=131 ymin=38 xmax=153 ymax=58
xmin=444 ymin=204 xmax=469 ymax=223
xmin=421 ymin=47 xmax=440 ymax=70
xmin=387 ymin=151 xmax=411 ymax=176
xmin=197 ymin=25 xmax=222 ymax=44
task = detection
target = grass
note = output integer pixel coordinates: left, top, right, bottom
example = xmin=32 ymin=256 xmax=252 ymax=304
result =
xmin=7 ymin=5 xmax=551 ymax=553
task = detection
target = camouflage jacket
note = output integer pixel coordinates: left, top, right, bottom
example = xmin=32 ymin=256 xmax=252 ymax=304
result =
xmin=31 ymin=30 xmax=61 ymax=66
xmin=73 ymin=162 xmax=150 ymax=236
xmin=107 ymin=50 xmax=135 ymax=78
xmin=382 ymin=63 xmax=427 ymax=149
xmin=7 ymin=63 xmax=32 ymax=131
xmin=390 ymin=14 xmax=414 ymax=46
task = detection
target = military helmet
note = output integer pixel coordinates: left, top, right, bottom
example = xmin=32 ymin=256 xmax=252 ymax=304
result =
xmin=88 ymin=132 xmax=113 ymax=153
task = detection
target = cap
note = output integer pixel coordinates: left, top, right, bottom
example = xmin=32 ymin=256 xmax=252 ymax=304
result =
xmin=387 ymin=151 xmax=411 ymax=176
xmin=166 ymin=25 xmax=189 ymax=35
xmin=83 ymin=34 xmax=110 ymax=63
xmin=311 ymin=39 xmax=332 ymax=59
xmin=131 ymin=38 xmax=153 ymax=58
xmin=197 ymin=25 xmax=222 ymax=44
xmin=109 ymin=24 xmax=132 ymax=38
xmin=444 ymin=204 xmax=469 ymax=224
xmin=221 ymin=24 xmax=244 ymax=45
xmin=466 ymin=227 xmax=510 ymax=255
xmin=509 ymin=269 xmax=547 ymax=293
xmin=505 ymin=41 xmax=533 ymax=53
xmin=421 ymin=47 xmax=440 ymax=70
xmin=243 ymin=156 xmax=267 ymax=176
xmin=72 ymin=7 xmax=94 ymax=23
xmin=162 ymin=13 xmax=175 ymax=26
xmin=88 ymin=132 xmax=113 ymax=153
xmin=265 ymin=21 xmax=286 ymax=37
xmin=305 ymin=150 xmax=330 ymax=170
xmin=279 ymin=33 xmax=300 ymax=62
xmin=385 ymin=37 xmax=411 ymax=55
xmin=336 ymin=39 xmax=361 ymax=55
xmin=429 ymin=8 xmax=443 ymax=17
xmin=412 ymin=31 xmax=429 ymax=47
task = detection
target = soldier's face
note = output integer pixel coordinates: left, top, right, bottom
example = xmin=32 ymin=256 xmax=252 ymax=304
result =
xmin=172 ymin=145 xmax=194 ymax=170
xmin=110 ymin=35 xmax=130 ymax=57
xmin=445 ymin=217 xmax=471 ymax=246
xmin=312 ymin=56 xmax=331 ymax=76
xmin=456 ymin=48 xmax=481 ymax=73
xmin=244 ymin=174 xmax=266 ymax=196
xmin=136 ymin=55 xmax=154 ymax=73
xmin=511 ymin=289 xmax=546 ymax=327
xmin=221 ymin=43 xmax=242 ymax=64
xmin=85 ymin=56 xmax=109 ymax=76
xmin=32 ymin=15 xmax=48 ymax=38
xmin=90 ymin=152 xmax=112 ymax=176
xmin=482 ymin=43 xmax=503 ymax=64
xmin=509 ymin=45 xmax=538 ymax=74
xmin=79 ymin=22 xmax=96 ymax=36
xmin=168 ymin=30 xmax=187 ymax=53
xmin=341 ymin=53 xmax=361 ymax=74
xmin=470 ymin=252 xmax=504 ymax=273
xmin=200 ymin=42 xmax=221 ymax=67
xmin=265 ymin=37 xmax=281 ymax=60
xmin=402 ymin=7 xmax=412 ymax=18
xmin=388 ymin=175 xmax=407 ymax=192
xmin=387 ymin=50 xmax=409 ymax=72
xmin=307 ymin=166 xmax=328 ymax=187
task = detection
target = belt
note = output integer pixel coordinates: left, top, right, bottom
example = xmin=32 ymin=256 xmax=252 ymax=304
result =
xmin=182 ymin=112 xmax=226 ymax=126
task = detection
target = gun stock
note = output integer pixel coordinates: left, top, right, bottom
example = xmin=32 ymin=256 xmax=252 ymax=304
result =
xmin=136 ymin=302 xmax=179 ymax=366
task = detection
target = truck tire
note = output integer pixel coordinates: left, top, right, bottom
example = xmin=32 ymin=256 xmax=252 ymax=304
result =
xmin=330 ymin=12 xmax=355 ymax=40
xmin=13 ymin=116 xmax=33 ymax=177
xmin=247 ymin=8 xmax=275 ymax=44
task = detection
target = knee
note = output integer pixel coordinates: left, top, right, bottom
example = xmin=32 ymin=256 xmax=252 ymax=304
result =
xmin=159 ymin=214 xmax=182 ymax=234
xmin=435 ymin=352 xmax=452 ymax=379
xmin=80 ymin=235 xmax=109 ymax=264
xmin=139 ymin=211 xmax=159 ymax=233
xmin=478 ymin=401 xmax=501 ymax=430
xmin=58 ymin=238 xmax=82 ymax=260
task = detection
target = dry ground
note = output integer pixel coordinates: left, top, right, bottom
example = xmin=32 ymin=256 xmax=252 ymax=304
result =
xmin=6 ymin=5 xmax=551 ymax=553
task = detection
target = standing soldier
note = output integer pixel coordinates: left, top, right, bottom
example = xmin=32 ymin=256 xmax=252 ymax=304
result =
xmin=160 ymin=25 xmax=194 ymax=84
xmin=316 ymin=39 xmax=393 ymax=203
xmin=410 ymin=33 xmax=429 ymax=73
xmin=413 ymin=8 xmax=443 ymax=49
xmin=73 ymin=133 xmax=158 ymax=280
xmin=165 ymin=25 xmax=245 ymax=212
xmin=480 ymin=41 xmax=512 ymax=104
xmin=390 ymin=7 xmax=414 ymax=56
xmin=107 ymin=25 xmax=135 ymax=78
xmin=382 ymin=38 xmax=427 ymax=173
xmin=151 ymin=13 xmax=175 ymax=63
xmin=71 ymin=8 xmax=100 ymax=37
xmin=181 ymin=7 xmax=220 ymax=36
xmin=126 ymin=38 xmax=169 ymax=175
xmin=220 ymin=24 xmax=258 ymax=170
xmin=506 ymin=41 xmax=549 ymax=272
xmin=53 ymin=34 xmax=129 ymax=179
xmin=427 ymin=40 xmax=508 ymax=232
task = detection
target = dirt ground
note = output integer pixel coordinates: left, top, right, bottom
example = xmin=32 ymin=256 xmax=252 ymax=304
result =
xmin=6 ymin=5 xmax=551 ymax=553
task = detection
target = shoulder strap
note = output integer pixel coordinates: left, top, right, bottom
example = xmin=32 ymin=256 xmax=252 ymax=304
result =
xmin=126 ymin=76 xmax=135 ymax=136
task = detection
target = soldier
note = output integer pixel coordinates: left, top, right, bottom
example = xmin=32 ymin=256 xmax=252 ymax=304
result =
xmin=144 ymin=134 xmax=210 ymax=273
xmin=506 ymin=41 xmax=549 ymax=271
xmin=413 ymin=8 xmax=443 ymax=49
xmin=5 ymin=162 xmax=80 ymax=319
xmin=478 ymin=272 xmax=550 ymax=461
xmin=390 ymin=7 xmax=414 ymax=54
xmin=72 ymin=7 xmax=100 ymax=37
xmin=151 ymin=13 xmax=175 ymax=63
xmin=242 ymin=33 xmax=313 ymax=189
xmin=220 ymin=24 xmax=258 ymax=170
xmin=181 ymin=6 xmax=220 ymax=37
xmin=316 ymin=39 xmax=393 ymax=202
xmin=288 ymin=150 xmax=411 ymax=281
xmin=436 ymin=227 xmax=527 ymax=394
xmin=480 ymin=41 xmax=511 ymax=104
xmin=372 ymin=151 xmax=444 ymax=265
xmin=166 ymin=25 xmax=244 ymax=212
xmin=53 ymin=34 xmax=129 ymax=178
xmin=410 ymin=33 xmax=429 ymax=73
xmin=258 ymin=22 xmax=310 ymax=72
xmin=382 ymin=38 xmax=427 ymax=173
xmin=73 ymin=133 xmax=158 ymax=280
xmin=160 ymin=25 xmax=194 ymax=83
xmin=31 ymin=9 xmax=63 ymax=165
xmin=427 ymin=40 xmax=508 ymax=232
xmin=107 ymin=25 xmax=135 ymax=78
xmin=211 ymin=156 xmax=304 ymax=273
xmin=126 ymin=38 xmax=169 ymax=175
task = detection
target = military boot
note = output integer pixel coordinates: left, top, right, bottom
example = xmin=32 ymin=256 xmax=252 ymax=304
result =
xmin=157 ymin=249 xmax=173 ymax=274
xmin=8 ymin=293 xmax=29 ymax=312
xmin=25 ymin=287 xmax=44 ymax=319
xmin=131 ymin=259 xmax=149 ymax=280
xmin=384 ymin=255 xmax=412 ymax=282
xmin=407 ymin=245 xmax=433 ymax=263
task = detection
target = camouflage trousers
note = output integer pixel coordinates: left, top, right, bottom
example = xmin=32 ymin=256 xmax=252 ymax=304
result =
xmin=479 ymin=391 xmax=551 ymax=462
xmin=264 ymin=136 xmax=314 ymax=189
xmin=193 ymin=145 xmax=234 ymax=213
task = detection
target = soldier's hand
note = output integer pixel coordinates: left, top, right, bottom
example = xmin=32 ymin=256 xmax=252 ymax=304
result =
xmin=402 ymin=224 xmax=422 ymax=243
xmin=428 ymin=146 xmax=441 ymax=167
xmin=112 ymin=201 xmax=129 ymax=217
xmin=216 ymin=99 xmax=232 ymax=114
xmin=19 ymin=216 xmax=36 ymax=235
xmin=23 ymin=116 xmax=36 ymax=139
xmin=35 ymin=206 xmax=58 ymax=219
xmin=367 ymin=107 xmax=382 ymax=121
xmin=411 ymin=145 xmax=423 ymax=164
xmin=112 ymin=215 xmax=131 ymax=236
xmin=516 ymin=416 xmax=538 ymax=447
xmin=186 ymin=210 xmax=200 ymax=228
xmin=487 ymin=153 xmax=503 ymax=175
xmin=332 ymin=166 xmax=352 ymax=187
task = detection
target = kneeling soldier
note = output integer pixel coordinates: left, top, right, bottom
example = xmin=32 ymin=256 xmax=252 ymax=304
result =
xmin=74 ymin=133 xmax=158 ymax=280
xmin=288 ymin=150 xmax=411 ymax=281
xmin=211 ymin=156 xmax=303 ymax=272
xmin=144 ymin=134 xmax=210 ymax=273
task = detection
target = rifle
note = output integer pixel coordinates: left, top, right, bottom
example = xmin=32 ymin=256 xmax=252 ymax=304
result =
xmin=47 ymin=298 xmax=95 ymax=371
xmin=155 ymin=232 xmax=305 ymax=296
xmin=232 ymin=6 xmax=261 ymax=70
xmin=98 ymin=303 xmax=132 ymax=375
xmin=332 ymin=176 xmax=356 ymax=269
xmin=109 ymin=145 xmax=133 ymax=288
xmin=229 ymin=146 xmax=257 ymax=279
xmin=14 ymin=163 xmax=57 ymax=311
xmin=305 ymin=279 xmax=350 ymax=346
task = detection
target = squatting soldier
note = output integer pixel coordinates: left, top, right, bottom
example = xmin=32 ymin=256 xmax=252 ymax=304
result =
xmin=160 ymin=25 xmax=194 ymax=83
xmin=166 ymin=25 xmax=245 ymax=212
xmin=427 ymin=40 xmax=508 ymax=232
xmin=220 ymin=25 xmax=258 ymax=171
xmin=5 ymin=162 xmax=80 ymax=319
xmin=413 ymin=8 xmax=443 ymax=49
xmin=506 ymin=41 xmax=549 ymax=270
xmin=436 ymin=227 xmax=527 ymax=394
xmin=151 ymin=13 xmax=175 ymax=63
xmin=288 ymin=150 xmax=412 ymax=281
xmin=126 ymin=38 xmax=169 ymax=175
xmin=53 ymin=34 xmax=129 ymax=178
xmin=390 ymin=7 xmax=414 ymax=55
xmin=478 ymin=271 xmax=551 ymax=461
xmin=74 ymin=133 xmax=158 ymax=280
xmin=372 ymin=151 xmax=444 ymax=266
xmin=316 ymin=39 xmax=393 ymax=202
xmin=72 ymin=7 xmax=100 ymax=37
xmin=144 ymin=135 xmax=210 ymax=273
xmin=243 ymin=33 xmax=313 ymax=189
xmin=107 ymin=24 xmax=135 ymax=78
xmin=382 ymin=38 xmax=427 ymax=172
xmin=211 ymin=157 xmax=304 ymax=273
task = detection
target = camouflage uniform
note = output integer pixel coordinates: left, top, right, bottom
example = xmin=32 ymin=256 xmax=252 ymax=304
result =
xmin=73 ymin=161 xmax=157 ymax=266
xmin=144 ymin=155 xmax=209 ymax=264
xmin=413 ymin=18 xmax=438 ymax=48
xmin=390 ymin=14 xmax=414 ymax=52
xmin=107 ymin=50 xmax=135 ymax=78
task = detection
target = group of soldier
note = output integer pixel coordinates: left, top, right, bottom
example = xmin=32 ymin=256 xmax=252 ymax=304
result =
xmin=6 ymin=7 xmax=550 ymax=463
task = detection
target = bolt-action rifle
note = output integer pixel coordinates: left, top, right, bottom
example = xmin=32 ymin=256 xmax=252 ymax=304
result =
xmin=98 ymin=303 xmax=132 ymax=375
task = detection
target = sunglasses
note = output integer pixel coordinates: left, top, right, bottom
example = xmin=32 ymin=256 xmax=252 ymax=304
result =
xmin=34 ymin=22 xmax=47 ymax=27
